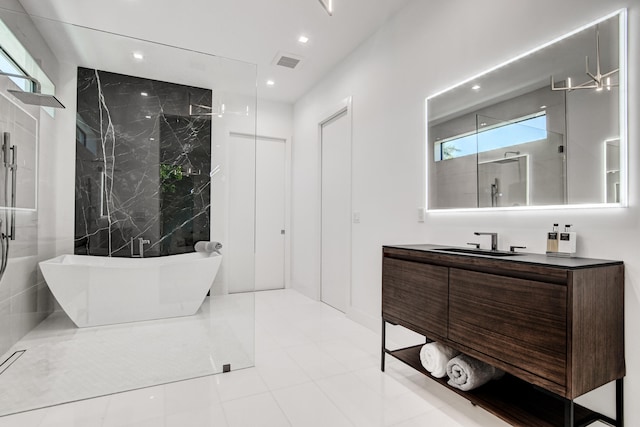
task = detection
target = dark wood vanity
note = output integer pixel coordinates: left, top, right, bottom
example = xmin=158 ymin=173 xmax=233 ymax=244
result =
xmin=381 ymin=244 xmax=625 ymax=427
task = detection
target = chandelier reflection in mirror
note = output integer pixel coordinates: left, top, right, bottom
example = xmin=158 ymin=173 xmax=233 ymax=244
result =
xmin=550 ymin=27 xmax=619 ymax=92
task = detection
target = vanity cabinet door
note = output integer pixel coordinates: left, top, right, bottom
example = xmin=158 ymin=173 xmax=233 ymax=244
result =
xmin=448 ymin=268 xmax=567 ymax=386
xmin=382 ymin=257 xmax=448 ymax=339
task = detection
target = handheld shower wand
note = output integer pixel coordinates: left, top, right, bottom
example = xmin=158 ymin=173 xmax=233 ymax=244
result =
xmin=0 ymin=132 xmax=17 ymax=281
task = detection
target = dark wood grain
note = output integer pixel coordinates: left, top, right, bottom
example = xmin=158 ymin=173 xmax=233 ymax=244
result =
xmin=383 ymin=247 xmax=569 ymax=284
xmin=382 ymin=257 xmax=448 ymax=338
xmin=389 ymin=345 xmax=598 ymax=427
xmin=568 ymin=265 xmax=625 ymax=398
xmin=448 ymin=268 xmax=567 ymax=387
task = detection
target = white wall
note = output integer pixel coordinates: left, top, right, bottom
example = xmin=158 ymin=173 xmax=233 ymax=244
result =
xmin=291 ymin=0 xmax=639 ymax=421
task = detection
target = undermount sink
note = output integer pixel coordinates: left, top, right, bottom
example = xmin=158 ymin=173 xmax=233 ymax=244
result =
xmin=433 ymin=247 xmax=522 ymax=257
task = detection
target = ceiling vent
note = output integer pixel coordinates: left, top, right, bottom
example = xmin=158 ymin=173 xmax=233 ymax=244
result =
xmin=273 ymin=52 xmax=303 ymax=70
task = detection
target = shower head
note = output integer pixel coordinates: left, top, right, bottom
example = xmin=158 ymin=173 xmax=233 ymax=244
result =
xmin=493 ymin=158 xmax=520 ymax=164
xmin=6 ymin=90 xmax=65 ymax=108
xmin=0 ymin=71 xmax=66 ymax=109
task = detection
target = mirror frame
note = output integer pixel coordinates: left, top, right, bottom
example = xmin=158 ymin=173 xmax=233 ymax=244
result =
xmin=425 ymin=9 xmax=628 ymax=212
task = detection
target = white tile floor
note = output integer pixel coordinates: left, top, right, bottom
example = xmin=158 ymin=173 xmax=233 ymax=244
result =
xmin=0 ymin=288 xmax=593 ymax=426
xmin=0 ymin=293 xmax=254 ymax=416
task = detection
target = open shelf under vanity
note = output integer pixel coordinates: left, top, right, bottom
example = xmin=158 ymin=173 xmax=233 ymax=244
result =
xmin=387 ymin=345 xmax=605 ymax=427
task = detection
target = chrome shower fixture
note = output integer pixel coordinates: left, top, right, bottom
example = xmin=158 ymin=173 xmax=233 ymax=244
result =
xmin=0 ymin=132 xmax=17 ymax=281
xmin=0 ymin=71 xmax=66 ymax=108
xmin=2 ymin=132 xmax=16 ymax=241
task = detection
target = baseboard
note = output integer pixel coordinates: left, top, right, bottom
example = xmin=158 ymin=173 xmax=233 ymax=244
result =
xmin=346 ymin=306 xmax=380 ymax=334
xmin=289 ymin=281 xmax=319 ymax=301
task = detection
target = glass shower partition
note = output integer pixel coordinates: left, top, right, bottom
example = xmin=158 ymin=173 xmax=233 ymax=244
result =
xmin=476 ymin=114 xmax=566 ymax=208
xmin=0 ymin=7 xmax=256 ymax=416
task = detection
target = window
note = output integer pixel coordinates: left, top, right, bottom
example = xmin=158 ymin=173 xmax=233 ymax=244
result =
xmin=0 ymin=48 xmax=30 ymax=91
xmin=434 ymin=113 xmax=547 ymax=161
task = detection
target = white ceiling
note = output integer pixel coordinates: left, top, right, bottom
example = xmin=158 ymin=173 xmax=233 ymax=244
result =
xmin=14 ymin=0 xmax=412 ymax=104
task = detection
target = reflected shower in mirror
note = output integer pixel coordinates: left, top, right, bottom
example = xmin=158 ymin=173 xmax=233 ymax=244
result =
xmin=427 ymin=10 xmax=626 ymax=210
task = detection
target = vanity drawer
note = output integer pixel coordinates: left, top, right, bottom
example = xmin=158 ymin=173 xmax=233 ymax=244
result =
xmin=448 ymin=268 xmax=567 ymax=386
xmin=382 ymin=257 xmax=448 ymax=338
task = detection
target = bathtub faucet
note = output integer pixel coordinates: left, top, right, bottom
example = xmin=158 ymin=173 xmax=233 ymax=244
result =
xmin=130 ymin=237 xmax=151 ymax=258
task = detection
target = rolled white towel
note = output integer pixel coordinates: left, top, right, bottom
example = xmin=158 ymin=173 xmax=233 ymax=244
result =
xmin=446 ymin=354 xmax=504 ymax=391
xmin=419 ymin=342 xmax=460 ymax=378
xmin=194 ymin=241 xmax=223 ymax=253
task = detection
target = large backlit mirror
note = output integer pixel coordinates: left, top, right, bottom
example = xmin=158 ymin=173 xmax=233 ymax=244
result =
xmin=427 ymin=10 xmax=627 ymax=210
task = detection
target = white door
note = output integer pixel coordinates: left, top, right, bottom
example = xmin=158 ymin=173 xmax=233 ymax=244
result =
xmin=227 ymin=134 xmax=257 ymax=293
xmin=320 ymin=108 xmax=351 ymax=312
xmin=255 ymin=137 xmax=286 ymax=290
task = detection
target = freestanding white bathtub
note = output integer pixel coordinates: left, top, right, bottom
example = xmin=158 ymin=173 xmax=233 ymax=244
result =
xmin=39 ymin=252 xmax=222 ymax=328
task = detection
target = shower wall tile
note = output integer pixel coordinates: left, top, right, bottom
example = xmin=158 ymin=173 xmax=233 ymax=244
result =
xmin=9 ymin=286 xmax=38 ymax=346
xmin=12 ymin=211 xmax=38 ymax=258
xmin=75 ymin=67 xmax=212 ymax=257
xmin=0 ymin=257 xmax=38 ymax=302
xmin=0 ymin=298 xmax=10 ymax=357
xmin=0 ymin=93 xmax=46 ymax=359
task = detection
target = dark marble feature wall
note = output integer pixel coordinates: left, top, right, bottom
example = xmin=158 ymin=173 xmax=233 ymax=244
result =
xmin=75 ymin=67 xmax=212 ymax=257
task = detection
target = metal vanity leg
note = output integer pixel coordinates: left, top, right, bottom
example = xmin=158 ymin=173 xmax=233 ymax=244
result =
xmin=564 ymin=399 xmax=574 ymax=427
xmin=381 ymin=318 xmax=386 ymax=372
xmin=616 ymin=378 xmax=624 ymax=427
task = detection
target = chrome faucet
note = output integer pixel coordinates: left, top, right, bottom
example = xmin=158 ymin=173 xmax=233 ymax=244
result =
xmin=474 ymin=232 xmax=498 ymax=251
xmin=139 ymin=238 xmax=150 ymax=258
xmin=130 ymin=237 xmax=151 ymax=258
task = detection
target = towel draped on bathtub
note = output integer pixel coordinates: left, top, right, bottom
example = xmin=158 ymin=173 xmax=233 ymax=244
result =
xmin=194 ymin=241 xmax=223 ymax=253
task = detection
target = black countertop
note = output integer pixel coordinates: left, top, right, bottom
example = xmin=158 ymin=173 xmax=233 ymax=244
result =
xmin=383 ymin=244 xmax=623 ymax=270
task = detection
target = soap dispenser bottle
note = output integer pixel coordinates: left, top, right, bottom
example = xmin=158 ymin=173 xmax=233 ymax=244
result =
xmin=558 ymin=224 xmax=577 ymax=256
xmin=546 ymin=223 xmax=559 ymax=254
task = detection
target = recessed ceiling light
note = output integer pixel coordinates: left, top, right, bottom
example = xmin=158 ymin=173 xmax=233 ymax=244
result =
xmin=149 ymin=137 xmax=155 ymax=141
xmin=471 ymin=84 xmax=481 ymax=90
xmin=145 ymin=115 xmax=152 ymax=119
xmin=298 ymin=35 xmax=309 ymax=44
xmin=141 ymin=92 xmax=148 ymax=97
xmin=133 ymin=52 xmax=144 ymax=60
xmin=266 ymin=80 xmax=275 ymax=86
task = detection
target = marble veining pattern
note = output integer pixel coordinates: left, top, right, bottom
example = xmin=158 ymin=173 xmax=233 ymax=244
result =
xmin=75 ymin=67 xmax=212 ymax=257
